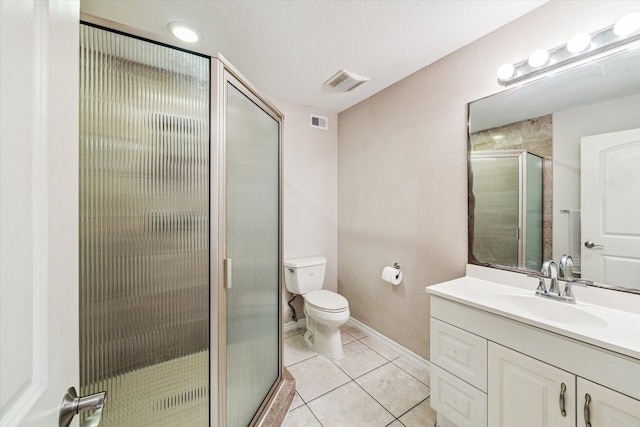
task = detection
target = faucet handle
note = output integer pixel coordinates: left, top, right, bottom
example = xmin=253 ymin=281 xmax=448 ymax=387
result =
xmin=561 ymin=278 xmax=592 ymax=302
xmin=527 ymin=273 xmax=548 ymax=294
xmin=561 ymin=277 xmax=592 ymax=288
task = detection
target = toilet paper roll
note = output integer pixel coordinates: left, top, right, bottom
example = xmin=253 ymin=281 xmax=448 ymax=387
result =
xmin=381 ymin=266 xmax=402 ymax=286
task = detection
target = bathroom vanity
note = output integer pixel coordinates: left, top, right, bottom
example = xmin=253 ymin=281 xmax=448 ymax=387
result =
xmin=426 ymin=265 xmax=640 ymax=427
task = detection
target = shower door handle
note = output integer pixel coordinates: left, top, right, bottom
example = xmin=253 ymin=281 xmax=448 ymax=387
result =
xmin=224 ymin=258 xmax=232 ymax=289
xmin=59 ymin=387 xmax=106 ymax=427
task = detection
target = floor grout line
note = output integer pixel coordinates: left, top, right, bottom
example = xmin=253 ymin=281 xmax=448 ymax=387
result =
xmin=350 ymin=373 xmax=399 ymax=421
xmin=284 ymin=325 xmax=436 ymax=426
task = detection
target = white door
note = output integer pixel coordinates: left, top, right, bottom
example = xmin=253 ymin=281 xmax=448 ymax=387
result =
xmin=488 ymin=343 xmax=575 ymax=427
xmin=1 ymin=1 xmax=80 ymax=426
xmin=581 ymin=128 xmax=640 ymax=290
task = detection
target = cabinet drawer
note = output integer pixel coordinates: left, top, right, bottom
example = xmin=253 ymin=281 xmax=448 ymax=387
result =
xmin=432 ymin=365 xmax=487 ymax=427
xmin=431 ymin=318 xmax=487 ymax=391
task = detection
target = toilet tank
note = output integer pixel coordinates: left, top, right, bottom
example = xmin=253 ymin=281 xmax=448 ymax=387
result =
xmin=283 ymin=256 xmax=326 ymax=295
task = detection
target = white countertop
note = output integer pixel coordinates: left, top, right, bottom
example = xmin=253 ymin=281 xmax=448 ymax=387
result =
xmin=426 ymin=270 xmax=640 ymax=360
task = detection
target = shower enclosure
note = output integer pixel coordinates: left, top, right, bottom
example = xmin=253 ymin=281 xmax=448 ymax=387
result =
xmin=470 ymin=151 xmax=543 ymax=270
xmin=79 ymin=21 xmax=283 ymax=426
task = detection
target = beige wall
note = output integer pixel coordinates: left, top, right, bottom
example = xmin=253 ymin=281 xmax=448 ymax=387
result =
xmin=274 ymin=98 xmax=338 ymax=322
xmin=337 ymin=1 xmax=640 ymax=359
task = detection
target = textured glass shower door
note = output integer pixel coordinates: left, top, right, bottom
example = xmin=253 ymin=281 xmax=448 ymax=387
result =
xmin=470 ymin=151 xmax=544 ymax=270
xmin=225 ymin=78 xmax=281 ymax=427
xmin=79 ymin=24 xmax=210 ymax=426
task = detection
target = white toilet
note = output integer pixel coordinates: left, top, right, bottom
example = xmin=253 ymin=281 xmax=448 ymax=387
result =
xmin=284 ymin=256 xmax=350 ymax=360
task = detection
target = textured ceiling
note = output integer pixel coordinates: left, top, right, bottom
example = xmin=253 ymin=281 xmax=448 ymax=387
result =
xmin=81 ymin=0 xmax=548 ymax=113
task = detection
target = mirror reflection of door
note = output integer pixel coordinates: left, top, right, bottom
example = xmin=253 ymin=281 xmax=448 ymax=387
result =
xmin=467 ymin=42 xmax=640 ymax=292
xmin=581 ymin=128 xmax=640 ymax=290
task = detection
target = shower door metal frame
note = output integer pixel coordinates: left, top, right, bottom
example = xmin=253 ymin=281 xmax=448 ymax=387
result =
xmin=217 ymin=63 xmax=284 ymax=427
xmin=470 ymin=149 xmax=543 ymax=269
xmin=79 ymin=13 xmax=285 ymax=427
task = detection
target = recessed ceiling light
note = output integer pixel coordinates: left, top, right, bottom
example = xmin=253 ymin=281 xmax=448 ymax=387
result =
xmin=168 ymin=22 xmax=201 ymax=43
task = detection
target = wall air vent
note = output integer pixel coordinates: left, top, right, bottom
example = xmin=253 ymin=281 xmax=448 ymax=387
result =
xmin=323 ymin=69 xmax=369 ymax=92
xmin=310 ymin=114 xmax=328 ymax=131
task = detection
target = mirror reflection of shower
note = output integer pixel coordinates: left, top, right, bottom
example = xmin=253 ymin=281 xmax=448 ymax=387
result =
xmin=470 ymin=150 xmax=544 ymax=270
xmin=467 ymin=38 xmax=640 ymax=293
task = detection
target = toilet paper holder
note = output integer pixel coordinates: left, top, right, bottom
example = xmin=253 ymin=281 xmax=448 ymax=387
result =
xmin=393 ymin=263 xmax=401 ymax=277
xmin=382 ymin=263 xmax=403 ymax=285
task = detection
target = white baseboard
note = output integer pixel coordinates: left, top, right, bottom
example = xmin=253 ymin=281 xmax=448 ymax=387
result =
xmin=347 ymin=317 xmax=431 ymax=374
xmin=283 ymin=316 xmax=431 ymax=375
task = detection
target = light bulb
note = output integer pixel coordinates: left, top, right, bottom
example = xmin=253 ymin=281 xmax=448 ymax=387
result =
xmin=528 ymin=49 xmax=550 ymax=68
xmin=168 ymin=22 xmax=201 ymax=43
xmin=614 ymin=12 xmax=640 ymax=37
xmin=497 ymin=63 xmax=516 ymax=81
xmin=567 ymin=33 xmax=592 ymax=53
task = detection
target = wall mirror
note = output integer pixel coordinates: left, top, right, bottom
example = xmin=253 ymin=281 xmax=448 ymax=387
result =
xmin=468 ymin=42 xmax=640 ymax=293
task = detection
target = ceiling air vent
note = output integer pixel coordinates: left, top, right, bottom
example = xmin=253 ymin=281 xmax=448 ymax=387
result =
xmin=323 ymin=69 xmax=369 ymax=92
xmin=310 ymin=114 xmax=328 ymax=131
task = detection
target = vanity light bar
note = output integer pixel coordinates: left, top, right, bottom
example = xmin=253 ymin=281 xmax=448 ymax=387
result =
xmin=498 ymin=12 xmax=640 ymax=86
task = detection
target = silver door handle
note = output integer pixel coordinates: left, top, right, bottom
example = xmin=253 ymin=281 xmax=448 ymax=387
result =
xmin=584 ymin=241 xmax=604 ymax=249
xmin=224 ymin=258 xmax=232 ymax=289
xmin=59 ymin=387 xmax=106 ymax=427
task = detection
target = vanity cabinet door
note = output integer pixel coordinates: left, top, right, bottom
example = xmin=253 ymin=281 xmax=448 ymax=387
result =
xmin=488 ymin=343 xmax=576 ymax=427
xmin=578 ymin=378 xmax=640 ymax=426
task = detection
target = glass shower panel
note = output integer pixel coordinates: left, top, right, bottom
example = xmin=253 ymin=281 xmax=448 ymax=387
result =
xmin=524 ymin=153 xmax=544 ymax=270
xmin=79 ymin=24 xmax=210 ymax=426
xmin=471 ymin=156 xmax=520 ymax=267
xmin=225 ymin=82 xmax=280 ymax=427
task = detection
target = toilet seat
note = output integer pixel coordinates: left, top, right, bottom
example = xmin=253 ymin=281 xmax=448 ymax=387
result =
xmin=304 ymin=290 xmax=348 ymax=313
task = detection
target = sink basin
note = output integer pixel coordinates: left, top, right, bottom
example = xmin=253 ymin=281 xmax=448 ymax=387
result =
xmin=493 ymin=294 xmax=609 ymax=328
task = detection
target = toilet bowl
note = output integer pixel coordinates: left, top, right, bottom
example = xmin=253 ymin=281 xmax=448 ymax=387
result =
xmin=283 ymin=256 xmax=350 ymax=360
xmin=303 ymin=289 xmax=350 ymax=360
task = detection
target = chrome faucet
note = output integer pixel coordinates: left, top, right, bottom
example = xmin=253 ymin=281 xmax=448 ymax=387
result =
xmin=559 ymin=254 xmax=593 ymax=302
xmin=542 ymin=260 xmax=559 ymax=296
xmin=559 ymin=254 xmax=573 ymax=280
xmin=561 ymin=278 xmax=588 ymax=303
xmin=532 ymin=256 xmax=592 ymax=303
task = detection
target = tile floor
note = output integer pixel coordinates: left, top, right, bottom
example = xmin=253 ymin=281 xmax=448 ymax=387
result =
xmin=282 ymin=323 xmax=437 ymax=427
